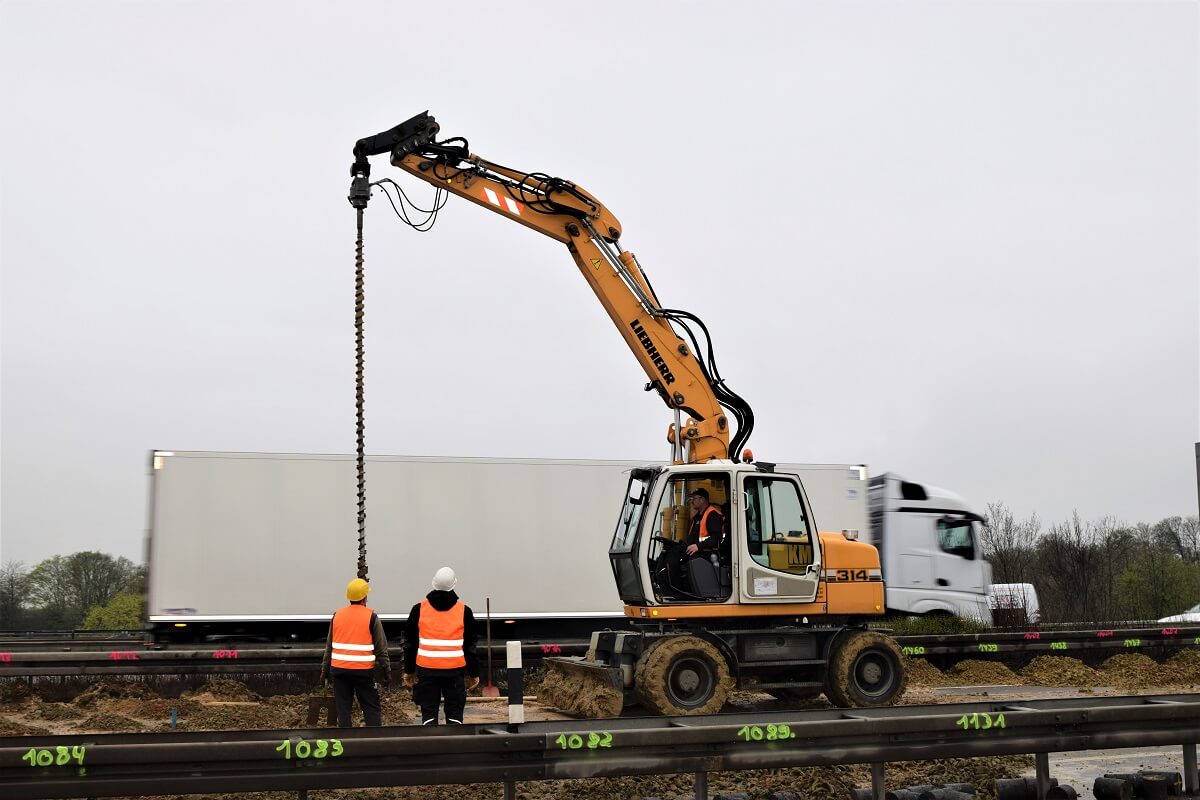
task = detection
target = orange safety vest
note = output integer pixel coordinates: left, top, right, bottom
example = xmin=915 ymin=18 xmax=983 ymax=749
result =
xmin=330 ymin=604 xmax=376 ymax=670
xmin=415 ymin=599 xmax=466 ymax=669
xmin=696 ymin=505 xmax=724 ymax=545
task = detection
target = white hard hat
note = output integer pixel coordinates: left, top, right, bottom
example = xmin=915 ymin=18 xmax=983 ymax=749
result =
xmin=432 ymin=566 xmax=458 ymax=591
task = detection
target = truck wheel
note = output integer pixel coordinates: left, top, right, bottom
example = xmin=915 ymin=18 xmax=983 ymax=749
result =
xmin=634 ymin=635 xmax=731 ymax=715
xmin=826 ymin=631 xmax=906 ymax=708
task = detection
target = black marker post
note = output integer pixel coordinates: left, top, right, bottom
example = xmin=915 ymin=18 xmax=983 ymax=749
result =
xmin=506 ymin=640 xmax=523 ymax=730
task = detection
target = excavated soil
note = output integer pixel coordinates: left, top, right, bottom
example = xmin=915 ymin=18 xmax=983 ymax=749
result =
xmin=904 ymin=657 xmax=947 ymax=686
xmin=1098 ymin=653 xmax=1162 ymax=689
xmin=944 ymin=659 xmax=1023 ymax=685
xmin=1020 ymin=656 xmax=1103 ymax=687
xmin=536 ymin=666 xmax=624 ymax=718
xmin=1161 ymin=649 xmax=1200 ymax=683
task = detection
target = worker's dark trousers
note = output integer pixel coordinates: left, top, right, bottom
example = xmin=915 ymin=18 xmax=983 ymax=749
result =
xmin=413 ymin=667 xmax=466 ymax=724
xmin=331 ymin=667 xmax=382 ymax=727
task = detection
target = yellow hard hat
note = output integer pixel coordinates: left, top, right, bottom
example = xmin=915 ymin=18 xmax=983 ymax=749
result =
xmin=346 ymin=578 xmax=370 ymax=601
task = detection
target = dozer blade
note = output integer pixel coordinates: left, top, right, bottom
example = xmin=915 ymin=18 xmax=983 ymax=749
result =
xmin=538 ymin=656 xmax=624 ymax=718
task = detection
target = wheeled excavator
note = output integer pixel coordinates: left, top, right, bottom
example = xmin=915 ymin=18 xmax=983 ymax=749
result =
xmin=350 ymin=112 xmax=906 ymax=717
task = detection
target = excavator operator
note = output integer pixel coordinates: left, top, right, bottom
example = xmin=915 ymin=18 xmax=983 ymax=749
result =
xmin=684 ymin=488 xmax=725 ymax=559
xmin=659 ymin=485 xmax=729 ymax=599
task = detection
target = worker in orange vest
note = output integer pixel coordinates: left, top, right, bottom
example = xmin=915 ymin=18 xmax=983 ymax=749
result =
xmin=402 ymin=567 xmax=479 ymax=725
xmin=319 ymin=578 xmax=390 ymax=727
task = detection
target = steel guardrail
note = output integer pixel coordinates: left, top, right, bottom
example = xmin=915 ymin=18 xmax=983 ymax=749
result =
xmin=1 ymin=625 xmax=1197 ymax=677
xmin=893 ymin=624 xmax=1200 ymax=661
xmin=0 ymin=694 xmax=1197 ymax=799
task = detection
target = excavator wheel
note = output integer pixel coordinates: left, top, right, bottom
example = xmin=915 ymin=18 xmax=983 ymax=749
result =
xmin=825 ymin=630 xmax=906 ymax=708
xmin=634 ymin=635 xmax=732 ymax=715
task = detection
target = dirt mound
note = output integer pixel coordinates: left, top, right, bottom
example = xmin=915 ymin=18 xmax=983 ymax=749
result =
xmin=79 ymin=712 xmax=144 ymax=732
xmin=74 ymin=678 xmax=155 ymax=707
xmin=1020 ymin=656 xmax=1102 ymax=687
xmin=184 ymin=679 xmax=261 ymax=702
xmin=537 ymin=667 xmax=623 ymax=718
xmin=175 ymin=697 xmax=299 ymax=731
xmin=1161 ymin=649 xmax=1200 ymax=684
xmin=944 ymin=660 xmax=1021 ymax=685
xmin=904 ymin=658 xmax=946 ymax=686
xmin=32 ymin=702 xmax=84 ymax=721
xmin=1099 ymin=653 xmax=1160 ymax=689
xmin=0 ymin=680 xmax=35 ymax=708
xmin=0 ymin=716 xmax=49 ymax=736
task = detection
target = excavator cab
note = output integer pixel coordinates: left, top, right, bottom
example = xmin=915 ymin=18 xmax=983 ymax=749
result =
xmin=609 ymin=462 xmax=823 ymax=608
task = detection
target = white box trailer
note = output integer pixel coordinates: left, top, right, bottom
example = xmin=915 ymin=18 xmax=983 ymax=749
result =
xmin=145 ymin=451 xmax=990 ymax=642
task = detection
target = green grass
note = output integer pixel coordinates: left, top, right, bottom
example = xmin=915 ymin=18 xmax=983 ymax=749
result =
xmin=871 ymin=614 xmax=991 ymax=637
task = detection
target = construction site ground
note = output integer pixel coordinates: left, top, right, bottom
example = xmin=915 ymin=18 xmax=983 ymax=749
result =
xmin=0 ymin=650 xmax=1197 ymax=800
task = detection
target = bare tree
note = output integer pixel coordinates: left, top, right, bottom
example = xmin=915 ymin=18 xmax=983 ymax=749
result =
xmin=0 ymin=561 xmax=29 ymax=629
xmin=979 ymin=502 xmax=1041 ymax=584
xmin=1037 ymin=511 xmax=1110 ymax=623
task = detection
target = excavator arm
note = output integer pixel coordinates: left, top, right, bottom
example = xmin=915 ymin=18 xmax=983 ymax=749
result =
xmin=351 ymin=112 xmax=752 ymax=464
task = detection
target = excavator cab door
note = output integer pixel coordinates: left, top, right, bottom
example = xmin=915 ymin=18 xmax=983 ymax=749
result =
xmin=609 ymin=468 xmax=658 ymax=604
xmin=736 ymin=473 xmax=821 ymax=604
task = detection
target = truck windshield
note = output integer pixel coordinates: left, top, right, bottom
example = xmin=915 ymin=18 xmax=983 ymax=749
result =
xmin=610 ymin=473 xmax=652 ymax=554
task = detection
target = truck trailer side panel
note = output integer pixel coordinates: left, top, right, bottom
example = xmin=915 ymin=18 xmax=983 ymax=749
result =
xmin=147 ymin=452 xmax=635 ymax=634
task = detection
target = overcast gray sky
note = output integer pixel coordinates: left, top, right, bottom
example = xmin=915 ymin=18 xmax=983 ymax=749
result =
xmin=1 ymin=1 xmax=1197 ymax=568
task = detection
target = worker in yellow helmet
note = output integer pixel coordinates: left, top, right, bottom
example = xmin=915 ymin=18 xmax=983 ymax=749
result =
xmin=319 ymin=578 xmax=390 ymax=727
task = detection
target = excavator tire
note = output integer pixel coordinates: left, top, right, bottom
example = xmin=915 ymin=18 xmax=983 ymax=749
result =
xmin=634 ymin=635 xmax=732 ymax=716
xmin=825 ymin=630 xmax=906 ymax=708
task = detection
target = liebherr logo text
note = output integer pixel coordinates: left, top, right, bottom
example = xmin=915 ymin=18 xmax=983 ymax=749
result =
xmin=630 ymin=320 xmax=676 ymax=385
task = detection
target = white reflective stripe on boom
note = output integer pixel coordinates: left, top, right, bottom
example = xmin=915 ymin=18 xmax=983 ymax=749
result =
xmin=332 ymin=642 xmax=374 ymax=650
xmin=482 ymin=187 xmax=521 ymax=215
xmin=418 ymin=637 xmax=464 ymax=646
xmin=417 ymin=648 xmax=465 ymax=658
xmin=332 ymin=653 xmax=376 ymax=662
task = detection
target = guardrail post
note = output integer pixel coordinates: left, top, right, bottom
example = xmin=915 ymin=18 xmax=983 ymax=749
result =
xmin=503 ymin=779 xmax=516 ymax=800
xmin=1036 ymin=753 xmax=1051 ymax=800
xmin=695 ymin=770 xmax=708 ymax=800
xmin=507 ymin=640 xmax=523 ymax=729
xmin=1183 ymin=743 xmax=1197 ymax=795
xmin=872 ymin=762 xmax=886 ymax=800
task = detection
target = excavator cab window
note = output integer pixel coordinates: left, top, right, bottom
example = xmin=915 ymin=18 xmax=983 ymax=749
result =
xmin=609 ymin=471 xmax=656 ymax=604
xmin=743 ymin=477 xmax=814 ymax=574
xmin=646 ymin=474 xmax=732 ymax=602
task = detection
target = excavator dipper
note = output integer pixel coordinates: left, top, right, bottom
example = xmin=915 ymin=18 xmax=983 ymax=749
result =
xmin=350 ymin=112 xmax=905 ymax=716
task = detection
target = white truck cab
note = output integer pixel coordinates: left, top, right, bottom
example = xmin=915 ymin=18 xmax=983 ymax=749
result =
xmin=867 ymin=473 xmax=993 ymax=622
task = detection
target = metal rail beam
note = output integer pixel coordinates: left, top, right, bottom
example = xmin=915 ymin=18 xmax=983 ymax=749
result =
xmin=1 ymin=625 xmax=1196 ymax=677
xmin=0 ymin=694 xmax=1196 ymax=799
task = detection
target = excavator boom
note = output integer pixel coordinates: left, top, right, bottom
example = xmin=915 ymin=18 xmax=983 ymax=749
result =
xmin=351 ymin=112 xmax=752 ymax=464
